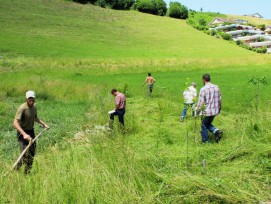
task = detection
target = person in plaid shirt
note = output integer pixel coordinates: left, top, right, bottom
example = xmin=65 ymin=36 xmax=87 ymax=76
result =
xmin=197 ymin=74 xmax=223 ymax=143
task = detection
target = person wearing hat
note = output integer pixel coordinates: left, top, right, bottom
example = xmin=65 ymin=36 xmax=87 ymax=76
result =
xmin=13 ymin=90 xmax=49 ymax=174
xmin=180 ymin=82 xmax=197 ymax=122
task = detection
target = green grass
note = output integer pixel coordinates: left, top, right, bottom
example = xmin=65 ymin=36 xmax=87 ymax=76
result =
xmin=1 ymin=0 xmax=271 ymax=203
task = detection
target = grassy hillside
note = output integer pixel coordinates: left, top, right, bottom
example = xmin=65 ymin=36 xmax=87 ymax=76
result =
xmin=1 ymin=0 xmax=271 ymax=203
xmin=0 ymin=0 xmax=270 ymax=62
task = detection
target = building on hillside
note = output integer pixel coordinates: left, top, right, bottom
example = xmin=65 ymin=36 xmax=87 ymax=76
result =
xmin=234 ymin=35 xmax=271 ymax=44
xmin=234 ymin=35 xmax=265 ymax=43
xmin=250 ymin=41 xmax=271 ymax=48
xmin=245 ymin=13 xmax=263 ymax=18
xmin=208 ymin=17 xmax=249 ymax=26
xmin=208 ymin=17 xmax=235 ymax=26
xmin=234 ymin=19 xmax=249 ymax=24
xmin=265 ymin=26 xmax=271 ymax=34
xmin=211 ymin=24 xmax=253 ymax=32
xmin=226 ymin=30 xmax=265 ymax=38
xmin=211 ymin=24 xmax=238 ymax=31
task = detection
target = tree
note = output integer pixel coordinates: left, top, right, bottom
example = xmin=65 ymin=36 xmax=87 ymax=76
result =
xmin=154 ymin=0 xmax=167 ymax=16
xmin=168 ymin=2 xmax=188 ymax=19
xmin=136 ymin=0 xmax=167 ymax=16
xmin=248 ymin=76 xmax=268 ymax=111
xmin=137 ymin=0 xmax=156 ymax=14
xmin=110 ymin=0 xmax=135 ymax=10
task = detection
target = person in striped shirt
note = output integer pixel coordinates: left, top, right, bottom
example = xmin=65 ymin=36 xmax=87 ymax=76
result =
xmin=197 ymin=74 xmax=223 ymax=143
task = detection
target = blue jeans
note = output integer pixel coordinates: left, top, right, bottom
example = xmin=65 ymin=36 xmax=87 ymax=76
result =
xmin=201 ymin=116 xmax=218 ymax=142
xmin=181 ymin=103 xmax=195 ymax=119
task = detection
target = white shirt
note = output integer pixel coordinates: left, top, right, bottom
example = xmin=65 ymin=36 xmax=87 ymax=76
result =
xmin=183 ymin=86 xmax=197 ymax=104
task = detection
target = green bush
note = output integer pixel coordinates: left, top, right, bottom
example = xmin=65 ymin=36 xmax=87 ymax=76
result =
xmin=236 ymin=40 xmax=241 ymax=45
xmin=110 ymin=0 xmax=135 ymax=10
xmin=210 ymin=29 xmax=216 ymax=36
xmin=155 ymin=0 xmax=167 ymax=16
xmin=95 ymin=0 xmax=107 ymax=7
xmin=257 ymin=24 xmax=266 ymax=31
xmin=168 ymin=2 xmax=188 ymax=19
xmin=137 ymin=0 xmax=166 ymax=16
xmin=221 ymin=33 xmax=232 ymax=41
xmin=198 ymin=18 xmax=206 ymax=26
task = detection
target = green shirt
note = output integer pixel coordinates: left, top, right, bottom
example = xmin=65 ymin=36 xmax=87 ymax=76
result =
xmin=15 ymin=102 xmax=37 ymax=130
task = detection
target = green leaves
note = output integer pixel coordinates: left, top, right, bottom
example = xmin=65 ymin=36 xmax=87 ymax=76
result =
xmin=248 ymin=76 xmax=268 ymax=86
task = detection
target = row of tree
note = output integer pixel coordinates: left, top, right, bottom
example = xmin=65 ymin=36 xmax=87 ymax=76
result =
xmin=73 ymin=0 xmax=188 ymax=19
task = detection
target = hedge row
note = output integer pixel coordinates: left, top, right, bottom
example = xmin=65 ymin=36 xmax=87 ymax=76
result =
xmin=72 ymin=0 xmax=189 ymax=19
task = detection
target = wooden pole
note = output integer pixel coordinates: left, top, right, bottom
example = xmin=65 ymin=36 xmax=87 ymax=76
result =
xmin=5 ymin=128 xmax=48 ymax=176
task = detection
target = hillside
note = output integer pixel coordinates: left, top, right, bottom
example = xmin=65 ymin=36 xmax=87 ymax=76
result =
xmin=1 ymin=0 xmax=271 ymax=203
xmin=0 ymin=0 xmax=269 ymax=62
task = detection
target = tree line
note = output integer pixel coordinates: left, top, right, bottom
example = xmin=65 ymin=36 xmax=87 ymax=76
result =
xmin=72 ymin=0 xmax=188 ymax=19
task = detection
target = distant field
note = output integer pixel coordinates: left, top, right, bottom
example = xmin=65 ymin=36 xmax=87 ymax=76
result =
xmin=1 ymin=0 xmax=271 ymax=203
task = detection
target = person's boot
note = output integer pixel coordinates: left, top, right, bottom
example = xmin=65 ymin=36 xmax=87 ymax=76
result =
xmin=215 ymin=130 xmax=223 ymax=143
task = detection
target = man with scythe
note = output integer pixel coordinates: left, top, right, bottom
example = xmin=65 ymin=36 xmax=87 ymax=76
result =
xmin=13 ymin=90 xmax=49 ymax=174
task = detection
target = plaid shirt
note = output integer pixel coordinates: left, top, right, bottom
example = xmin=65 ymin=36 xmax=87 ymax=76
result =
xmin=197 ymin=82 xmax=221 ymax=116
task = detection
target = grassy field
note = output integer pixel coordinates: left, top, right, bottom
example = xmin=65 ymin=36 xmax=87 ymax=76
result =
xmin=1 ymin=0 xmax=271 ymax=203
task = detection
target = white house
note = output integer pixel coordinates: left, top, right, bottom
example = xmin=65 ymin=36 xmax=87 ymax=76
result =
xmin=245 ymin=13 xmax=263 ymax=18
xmin=250 ymin=41 xmax=271 ymax=48
xmin=208 ymin=17 xmax=235 ymax=26
xmin=265 ymin=26 xmax=271 ymax=33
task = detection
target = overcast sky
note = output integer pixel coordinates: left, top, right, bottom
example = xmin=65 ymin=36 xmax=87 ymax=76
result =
xmin=164 ymin=0 xmax=271 ymax=20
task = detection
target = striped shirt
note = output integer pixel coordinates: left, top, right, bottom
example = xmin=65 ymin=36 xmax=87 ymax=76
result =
xmin=197 ymin=82 xmax=221 ymax=116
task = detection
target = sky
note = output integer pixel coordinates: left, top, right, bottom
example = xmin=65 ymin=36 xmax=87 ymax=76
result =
xmin=164 ymin=0 xmax=271 ymax=20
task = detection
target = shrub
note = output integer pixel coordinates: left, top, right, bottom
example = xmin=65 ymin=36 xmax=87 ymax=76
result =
xmin=155 ymin=0 xmax=167 ymax=16
xmin=198 ymin=18 xmax=206 ymax=26
xmin=221 ymin=33 xmax=232 ymax=41
xmin=257 ymin=24 xmax=266 ymax=31
xmin=236 ymin=40 xmax=241 ymax=45
xmin=210 ymin=29 xmax=216 ymax=36
xmin=168 ymin=2 xmax=188 ymax=19
xmin=137 ymin=0 xmax=166 ymax=16
xmin=73 ymin=0 xmax=89 ymax=3
xmin=110 ymin=0 xmax=135 ymax=10
xmin=95 ymin=0 xmax=107 ymax=7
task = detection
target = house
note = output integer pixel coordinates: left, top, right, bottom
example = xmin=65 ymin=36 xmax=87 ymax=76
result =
xmin=234 ymin=19 xmax=248 ymax=24
xmin=208 ymin=17 xmax=235 ymax=26
xmin=265 ymin=26 xmax=271 ymax=33
xmin=250 ymin=41 xmax=271 ymax=48
xmin=245 ymin=13 xmax=263 ymax=18
xmin=212 ymin=24 xmax=238 ymax=31
xmin=226 ymin=30 xmax=265 ymax=38
xmin=234 ymin=35 xmax=265 ymax=43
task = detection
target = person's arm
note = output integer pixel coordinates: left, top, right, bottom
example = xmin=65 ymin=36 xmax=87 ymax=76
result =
xmin=115 ymin=96 xmax=120 ymax=111
xmin=218 ymin=88 xmax=222 ymax=113
xmin=152 ymin=78 xmax=156 ymax=84
xmin=35 ymin=116 xmax=49 ymax=129
xmin=13 ymin=119 xmax=31 ymax=141
xmin=196 ymin=90 xmax=204 ymax=114
xmin=143 ymin=77 xmax=147 ymax=86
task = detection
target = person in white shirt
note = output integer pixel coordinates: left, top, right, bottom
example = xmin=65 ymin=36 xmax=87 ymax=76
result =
xmin=180 ymin=82 xmax=197 ymax=122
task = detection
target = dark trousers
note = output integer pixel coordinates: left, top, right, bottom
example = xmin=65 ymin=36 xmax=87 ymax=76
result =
xmin=201 ymin=116 xmax=218 ymax=143
xmin=110 ymin=109 xmax=125 ymax=128
xmin=16 ymin=129 xmax=36 ymax=174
